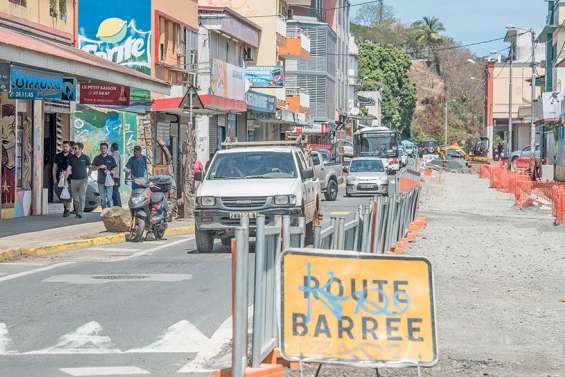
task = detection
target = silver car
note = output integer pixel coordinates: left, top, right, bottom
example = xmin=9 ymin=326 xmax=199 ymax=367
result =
xmin=345 ymin=158 xmax=388 ymax=197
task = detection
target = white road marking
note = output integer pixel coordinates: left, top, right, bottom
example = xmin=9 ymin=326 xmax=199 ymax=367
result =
xmin=178 ymin=307 xmax=253 ymax=373
xmin=107 ymin=237 xmax=194 ymax=262
xmin=88 ymin=247 xmax=141 ymax=252
xmin=0 ymin=323 xmax=17 ymax=354
xmin=0 ymin=262 xmax=47 ymax=266
xmin=126 ymin=320 xmax=209 ymax=353
xmin=60 ymin=366 xmax=150 ymax=376
xmin=27 ymin=321 xmax=121 ymax=354
xmin=43 ymin=274 xmax=192 ymax=285
xmin=0 ymin=262 xmax=74 ymax=283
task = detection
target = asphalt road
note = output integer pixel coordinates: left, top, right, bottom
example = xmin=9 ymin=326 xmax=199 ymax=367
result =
xmin=0 ymin=193 xmax=371 ymax=377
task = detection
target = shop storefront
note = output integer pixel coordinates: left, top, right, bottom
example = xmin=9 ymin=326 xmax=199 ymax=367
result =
xmin=0 ymin=25 xmax=169 ymax=220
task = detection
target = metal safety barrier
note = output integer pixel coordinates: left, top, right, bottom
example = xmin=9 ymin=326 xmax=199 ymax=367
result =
xmin=230 ymin=185 xmax=422 ymax=377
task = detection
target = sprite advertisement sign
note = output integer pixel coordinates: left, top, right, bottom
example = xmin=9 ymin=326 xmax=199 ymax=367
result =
xmin=78 ymin=0 xmax=151 ymax=75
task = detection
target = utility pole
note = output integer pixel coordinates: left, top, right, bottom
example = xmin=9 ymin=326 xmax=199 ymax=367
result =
xmin=444 ymin=98 xmax=448 ymax=146
xmin=530 ymin=29 xmax=537 ymax=156
xmin=508 ymin=41 xmax=513 ymax=157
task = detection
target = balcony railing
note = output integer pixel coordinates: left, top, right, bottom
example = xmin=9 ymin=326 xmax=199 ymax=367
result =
xmin=276 ymin=16 xmax=287 ymax=38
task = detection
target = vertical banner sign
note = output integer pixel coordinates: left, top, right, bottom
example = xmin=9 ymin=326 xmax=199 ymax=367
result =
xmin=0 ymin=64 xmax=10 ymax=92
xmin=78 ymin=0 xmax=151 ymax=75
xmin=278 ymin=250 xmax=437 ymax=367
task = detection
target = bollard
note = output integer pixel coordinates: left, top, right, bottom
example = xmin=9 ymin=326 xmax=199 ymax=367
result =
xmin=233 ymin=216 xmax=250 ymax=377
xmin=252 ymin=216 xmax=266 ymax=367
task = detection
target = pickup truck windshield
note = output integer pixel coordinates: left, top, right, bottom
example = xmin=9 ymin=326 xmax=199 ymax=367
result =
xmin=350 ymin=160 xmax=384 ymax=172
xmin=207 ymin=152 xmax=297 ymax=179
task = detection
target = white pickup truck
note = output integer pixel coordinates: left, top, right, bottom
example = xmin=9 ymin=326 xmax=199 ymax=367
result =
xmin=194 ymin=144 xmax=321 ymax=253
xmin=311 ymin=151 xmax=344 ymax=201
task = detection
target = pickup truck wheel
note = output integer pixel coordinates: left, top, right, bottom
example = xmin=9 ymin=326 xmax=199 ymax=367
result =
xmin=324 ymin=179 xmax=339 ymax=201
xmin=196 ymin=230 xmax=215 ymax=253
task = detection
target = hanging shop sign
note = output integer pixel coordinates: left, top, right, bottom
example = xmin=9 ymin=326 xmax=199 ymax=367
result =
xmin=9 ymin=65 xmax=76 ymax=101
xmin=245 ymin=66 xmax=284 ymax=88
xmin=210 ymin=59 xmax=246 ymax=102
xmin=79 ymin=83 xmax=130 ymax=106
xmin=78 ymin=0 xmax=152 ymax=75
xmin=0 ymin=64 xmax=10 ymax=92
xmin=278 ymin=250 xmax=437 ymax=367
xmin=246 ymin=90 xmax=276 ymax=113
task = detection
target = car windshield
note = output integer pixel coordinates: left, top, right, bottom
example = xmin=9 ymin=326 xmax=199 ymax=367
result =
xmin=350 ymin=160 xmax=384 ymax=173
xmin=357 ymin=134 xmax=398 ymax=158
xmin=314 ymin=150 xmax=330 ymax=161
xmin=207 ymin=152 xmax=297 ymax=179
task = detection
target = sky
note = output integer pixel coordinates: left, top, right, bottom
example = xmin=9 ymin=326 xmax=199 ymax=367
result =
xmin=350 ymin=0 xmax=547 ymax=57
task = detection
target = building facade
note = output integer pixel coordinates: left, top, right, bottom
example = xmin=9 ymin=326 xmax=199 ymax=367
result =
xmin=0 ymin=0 xmax=167 ymax=220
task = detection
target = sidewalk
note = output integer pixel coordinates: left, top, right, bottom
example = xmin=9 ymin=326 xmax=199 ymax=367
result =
xmin=0 ymin=212 xmax=194 ymax=262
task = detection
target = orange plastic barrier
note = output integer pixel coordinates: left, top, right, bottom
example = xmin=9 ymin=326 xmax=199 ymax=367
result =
xmin=552 ymin=185 xmax=565 ymax=225
xmin=479 ymin=164 xmax=491 ymax=179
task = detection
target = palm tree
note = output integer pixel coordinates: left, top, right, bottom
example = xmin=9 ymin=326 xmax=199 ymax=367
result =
xmin=412 ymin=16 xmax=445 ymax=75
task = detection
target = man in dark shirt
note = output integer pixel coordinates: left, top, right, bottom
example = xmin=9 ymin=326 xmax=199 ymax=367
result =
xmin=92 ymin=142 xmax=117 ymax=209
xmin=52 ymin=141 xmax=72 ymax=217
xmin=125 ymin=146 xmax=149 ymax=190
xmin=67 ymin=142 xmax=91 ymax=218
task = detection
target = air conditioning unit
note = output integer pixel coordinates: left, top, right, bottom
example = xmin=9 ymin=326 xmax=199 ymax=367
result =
xmin=243 ymin=47 xmax=254 ymax=61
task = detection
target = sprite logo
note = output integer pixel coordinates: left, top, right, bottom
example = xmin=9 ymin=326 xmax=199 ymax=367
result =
xmin=79 ymin=18 xmax=151 ymax=75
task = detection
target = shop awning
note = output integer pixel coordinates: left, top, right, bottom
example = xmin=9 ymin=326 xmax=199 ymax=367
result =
xmin=151 ymin=87 xmax=205 ymax=114
xmin=0 ymin=26 xmax=170 ymax=95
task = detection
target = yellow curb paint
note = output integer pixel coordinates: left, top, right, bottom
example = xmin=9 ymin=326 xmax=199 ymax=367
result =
xmin=0 ymin=224 xmax=195 ymax=262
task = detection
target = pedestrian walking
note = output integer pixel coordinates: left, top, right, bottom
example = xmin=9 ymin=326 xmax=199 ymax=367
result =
xmin=125 ymin=146 xmax=149 ymax=189
xmin=92 ymin=142 xmax=117 ymax=208
xmin=67 ymin=142 xmax=91 ymax=219
xmin=110 ymin=142 xmax=122 ymax=207
xmin=69 ymin=141 xmax=76 ymax=155
xmin=52 ymin=141 xmax=72 ymax=217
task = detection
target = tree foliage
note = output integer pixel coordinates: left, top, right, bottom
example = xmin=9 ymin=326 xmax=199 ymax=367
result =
xmin=358 ymin=43 xmax=416 ymax=137
xmin=411 ymin=16 xmax=446 ymax=75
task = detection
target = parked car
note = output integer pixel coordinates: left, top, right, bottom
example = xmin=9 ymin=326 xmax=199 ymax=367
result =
xmin=401 ymin=140 xmax=416 ymax=157
xmin=345 ymin=158 xmax=388 ymax=197
xmin=511 ymin=145 xmax=540 ymax=161
xmin=194 ymin=144 xmax=321 ymax=253
xmin=311 ymin=150 xmax=344 ymax=201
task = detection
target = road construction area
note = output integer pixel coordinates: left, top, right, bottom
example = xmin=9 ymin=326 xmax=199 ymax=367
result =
xmin=292 ymin=172 xmax=565 ymax=377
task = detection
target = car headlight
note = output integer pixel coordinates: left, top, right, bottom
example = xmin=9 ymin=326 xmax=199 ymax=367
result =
xmin=347 ymin=176 xmax=357 ymax=184
xmin=274 ymin=195 xmax=296 ymax=206
xmin=199 ymin=196 xmax=216 ymax=206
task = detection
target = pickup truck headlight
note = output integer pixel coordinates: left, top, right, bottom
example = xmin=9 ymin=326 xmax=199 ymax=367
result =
xmin=199 ymin=196 xmax=216 ymax=206
xmin=274 ymin=195 xmax=296 ymax=206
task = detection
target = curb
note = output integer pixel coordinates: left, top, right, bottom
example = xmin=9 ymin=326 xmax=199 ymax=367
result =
xmin=0 ymin=224 xmax=195 ymax=263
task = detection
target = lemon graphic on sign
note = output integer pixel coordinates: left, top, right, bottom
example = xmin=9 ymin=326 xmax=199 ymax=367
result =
xmin=96 ymin=18 xmax=128 ymax=43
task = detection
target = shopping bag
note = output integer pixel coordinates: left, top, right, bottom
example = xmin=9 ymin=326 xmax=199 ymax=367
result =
xmin=105 ymin=171 xmax=114 ymax=187
xmin=60 ymin=186 xmax=71 ymax=200
xmin=58 ymin=172 xmax=66 ymax=188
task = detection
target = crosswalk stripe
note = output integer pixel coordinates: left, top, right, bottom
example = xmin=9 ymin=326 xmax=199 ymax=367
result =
xmin=126 ymin=320 xmax=209 ymax=353
xmin=28 ymin=321 xmax=121 ymax=354
xmin=0 ymin=323 xmax=17 ymax=354
xmin=60 ymin=366 xmax=150 ymax=376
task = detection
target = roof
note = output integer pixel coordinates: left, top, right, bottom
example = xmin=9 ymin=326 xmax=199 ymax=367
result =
xmin=216 ymin=146 xmax=299 ymax=154
xmin=0 ymin=26 xmax=170 ymax=95
xmin=198 ymin=6 xmax=262 ymax=31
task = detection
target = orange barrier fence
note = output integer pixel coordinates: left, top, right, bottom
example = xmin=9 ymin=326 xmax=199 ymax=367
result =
xmin=479 ymin=162 xmax=565 ymax=225
xmin=399 ymin=176 xmax=421 ymax=192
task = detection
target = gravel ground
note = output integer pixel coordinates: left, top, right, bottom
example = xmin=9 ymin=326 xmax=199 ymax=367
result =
xmin=289 ymin=172 xmax=565 ymax=377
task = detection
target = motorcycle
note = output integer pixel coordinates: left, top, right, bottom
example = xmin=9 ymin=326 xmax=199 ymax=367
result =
xmin=127 ymin=175 xmax=172 ymax=242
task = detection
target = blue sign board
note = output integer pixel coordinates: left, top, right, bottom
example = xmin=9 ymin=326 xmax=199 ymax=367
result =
xmin=246 ymin=91 xmax=276 ymax=113
xmin=78 ymin=0 xmax=152 ymax=75
xmin=9 ymin=65 xmax=76 ymax=101
xmin=245 ymin=66 xmax=284 ymax=88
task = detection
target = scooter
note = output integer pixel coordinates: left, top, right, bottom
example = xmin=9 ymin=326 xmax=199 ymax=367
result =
xmin=127 ymin=175 xmax=171 ymax=242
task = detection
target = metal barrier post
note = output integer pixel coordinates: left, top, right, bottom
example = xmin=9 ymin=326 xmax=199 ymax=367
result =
xmin=313 ymin=223 xmax=321 ymax=248
xmin=282 ymin=215 xmax=291 ymax=251
xmin=252 ymin=215 xmax=266 ymax=367
xmin=233 ymin=216 xmax=249 ymax=377
xmin=360 ymin=205 xmax=371 ymax=253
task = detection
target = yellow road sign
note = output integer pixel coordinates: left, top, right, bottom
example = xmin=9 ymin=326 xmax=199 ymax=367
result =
xmin=278 ymin=249 xmax=437 ymax=367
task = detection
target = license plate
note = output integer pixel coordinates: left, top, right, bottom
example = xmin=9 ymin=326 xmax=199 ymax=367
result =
xmin=229 ymin=212 xmax=258 ymax=219
xmin=359 ymin=184 xmax=377 ymax=189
